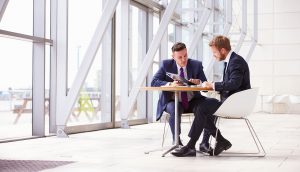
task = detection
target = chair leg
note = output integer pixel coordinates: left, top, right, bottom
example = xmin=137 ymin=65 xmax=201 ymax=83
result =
xmin=162 ymin=114 xmax=169 ymax=147
xmin=212 ymin=117 xmax=266 ymax=157
xmin=244 ymin=118 xmax=266 ymax=157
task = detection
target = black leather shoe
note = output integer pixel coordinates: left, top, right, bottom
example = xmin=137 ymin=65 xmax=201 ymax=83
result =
xmin=171 ymin=146 xmax=196 ymax=157
xmin=209 ymin=138 xmax=232 ymax=156
xmin=199 ymin=142 xmax=213 ymax=153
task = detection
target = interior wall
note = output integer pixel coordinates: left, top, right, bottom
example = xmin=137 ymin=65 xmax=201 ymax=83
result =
xmin=249 ymin=0 xmax=300 ymax=113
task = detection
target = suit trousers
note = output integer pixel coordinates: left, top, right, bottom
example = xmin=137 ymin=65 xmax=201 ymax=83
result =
xmin=188 ymin=97 xmax=222 ymax=143
xmin=165 ymin=97 xmax=207 ymax=141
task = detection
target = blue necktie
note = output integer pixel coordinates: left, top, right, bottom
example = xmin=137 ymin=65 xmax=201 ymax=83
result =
xmin=180 ymin=68 xmax=189 ymax=110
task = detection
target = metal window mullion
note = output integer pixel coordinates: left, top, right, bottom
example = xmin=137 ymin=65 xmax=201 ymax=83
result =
xmin=32 ymin=0 xmax=46 ymax=136
xmin=174 ymin=0 xmax=182 ymax=42
xmin=120 ymin=0 xmax=130 ymax=128
xmin=0 ymin=29 xmax=52 ymax=44
xmin=146 ymin=10 xmax=154 ymax=123
xmin=246 ymin=0 xmax=258 ymax=62
xmin=203 ymin=0 xmax=215 ymax=79
xmin=188 ymin=0 xmax=212 ymax=60
xmin=124 ymin=0 xmax=179 ymax=121
xmin=137 ymin=9 xmax=147 ymax=119
xmin=159 ymin=0 xmax=169 ymax=61
xmin=49 ymin=0 xmax=58 ymax=133
xmin=159 ymin=7 xmax=168 ymax=60
xmin=234 ymin=0 xmax=247 ymax=52
xmin=223 ymin=0 xmax=232 ymax=35
xmin=101 ymin=0 xmax=113 ymax=123
xmin=55 ymin=0 xmax=68 ymax=137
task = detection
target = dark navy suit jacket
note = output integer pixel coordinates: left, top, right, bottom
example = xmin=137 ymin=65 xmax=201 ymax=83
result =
xmin=215 ymin=52 xmax=251 ymax=101
xmin=151 ymin=59 xmax=207 ymax=121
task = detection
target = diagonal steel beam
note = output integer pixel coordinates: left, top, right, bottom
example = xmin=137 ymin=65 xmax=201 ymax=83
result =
xmin=0 ymin=0 xmax=9 ymax=22
xmin=123 ymin=0 xmax=179 ymax=121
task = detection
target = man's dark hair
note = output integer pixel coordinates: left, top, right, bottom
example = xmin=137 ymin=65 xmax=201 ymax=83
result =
xmin=171 ymin=42 xmax=186 ymax=52
xmin=209 ymin=35 xmax=231 ymax=51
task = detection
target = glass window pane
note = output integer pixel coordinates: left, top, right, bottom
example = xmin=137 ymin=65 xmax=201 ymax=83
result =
xmin=68 ymin=0 xmax=103 ymax=88
xmin=128 ymin=5 xmax=147 ymax=120
xmin=0 ymin=37 xmax=32 ymax=139
xmin=0 ymin=0 xmax=33 ymax=35
xmin=67 ymin=0 xmax=111 ymax=126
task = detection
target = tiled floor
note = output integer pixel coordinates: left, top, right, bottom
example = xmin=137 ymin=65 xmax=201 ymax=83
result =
xmin=0 ymin=113 xmax=300 ymax=172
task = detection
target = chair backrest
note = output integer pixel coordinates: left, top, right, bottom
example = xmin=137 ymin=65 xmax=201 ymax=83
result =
xmin=214 ymin=88 xmax=259 ymax=118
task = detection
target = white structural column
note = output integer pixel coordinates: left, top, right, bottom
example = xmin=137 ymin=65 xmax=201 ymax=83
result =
xmin=101 ymin=0 xmax=113 ymax=123
xmin=55 ymin=0 xmax=68 ymax=137
xmin=0 ymin=0 xmax=9 ymax=21
xmin=136 ymin=9 xmax=147 ymax=119
xmin=49 ymin=0 xmax=58 ymax=133
xmin=122 ymin=0 xmax=179 ymax=126
xmin=234 ymin=0 xmax=247 ymax=52
xmin=32 ymin=0 xmax=46 ymax=136
xmin=120 ymin=0 xmax=130 ymax=128
xmin=56 ymin=0 xmax=119 ymax=136
xmin=147 ymin=10 xmax=154 ymax=123
xmin=245 ymin=0 xmax=257 ymax=62
xmin=188 ymin=0 xmax=212 ymax=59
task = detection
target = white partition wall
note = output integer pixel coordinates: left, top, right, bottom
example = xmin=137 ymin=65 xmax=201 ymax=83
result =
xmin=249 ymin=0 xmax=300 ymax=113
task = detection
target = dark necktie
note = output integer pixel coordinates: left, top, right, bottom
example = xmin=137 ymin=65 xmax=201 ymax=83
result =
xmin=179 ymin=67 xmax=189 ymax=110
xmin=223 ymin=62 xmax=228 ymax=81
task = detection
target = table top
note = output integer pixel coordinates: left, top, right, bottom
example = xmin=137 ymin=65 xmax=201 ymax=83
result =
xmin=140 ymin=86 xmax=213 ymax=91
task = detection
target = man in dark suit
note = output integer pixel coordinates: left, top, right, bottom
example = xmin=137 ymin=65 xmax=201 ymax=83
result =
xmin=198 ymin=36 xmax=252 ymax=154
xmin=172 ymin=35 xmax=251 ymax=157
xmin=151 ymin=42 xmax=229 ymax=153
xmin=151 ymin=42 xmax=205 ymax=145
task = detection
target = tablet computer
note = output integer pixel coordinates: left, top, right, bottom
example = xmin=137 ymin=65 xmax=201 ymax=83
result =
xmin=166 ymin=72 xmax=196 ymax=86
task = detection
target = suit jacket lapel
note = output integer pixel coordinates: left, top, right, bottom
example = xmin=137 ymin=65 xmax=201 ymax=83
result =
xmin=224 ymin=52 xmax=236 ymax=81
xmin=170 ymin=60 xmax=178 ymax=74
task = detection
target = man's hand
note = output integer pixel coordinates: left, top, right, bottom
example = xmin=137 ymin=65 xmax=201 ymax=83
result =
xmin=188 ymin=78 xmax=201 ymax=85
xmin=170 ymin=80 xmax=184 ymax=86
xmin=202 ymin=81 xmax=213 ymax=89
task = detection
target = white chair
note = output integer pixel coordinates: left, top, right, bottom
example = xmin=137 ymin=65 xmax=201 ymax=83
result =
xmin=212 ymin=88 xmax=266 ymax=157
